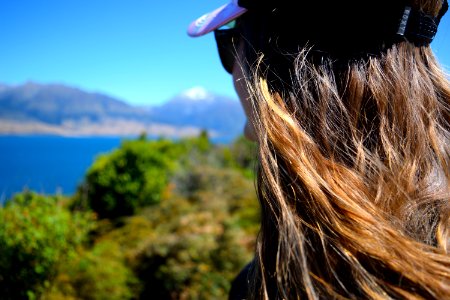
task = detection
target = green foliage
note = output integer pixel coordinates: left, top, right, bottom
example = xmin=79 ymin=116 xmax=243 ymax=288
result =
xmin=127 ymin=161 xmax=259 ymax=299
xmin=85 ymin=133 xmax=259 ymax=299
xmin=173 ymin=161 xmax=260 ymax=233
xmin=43 ymin=240 xmax=139 ymax=300
xmin=191 ymin=129 xmax=212 ymax=153
xmin=78 ymin=138 xmax=185 ymax=219
xmin=4 ymin=133 xmax=261 ymax=299
xmin=0 ymin=191 xmax=94 ymax=299
xmin=229 ymin=135 xmax=258 ymax=174
xmin=127 ymin=198 xmax=254 ymax=300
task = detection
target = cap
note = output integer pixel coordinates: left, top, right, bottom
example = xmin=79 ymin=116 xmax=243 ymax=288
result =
xmin=187 ymin=0 xmax=449 ymax=46
xmin=187 ymin=0 xmax=247 ymax=37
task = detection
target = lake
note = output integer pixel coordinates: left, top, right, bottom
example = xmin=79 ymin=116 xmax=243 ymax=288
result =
xmin=0 ymin=135 xmax=123 ymax=203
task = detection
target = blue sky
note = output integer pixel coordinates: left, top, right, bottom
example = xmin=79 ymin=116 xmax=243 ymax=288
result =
xmin=0 ymin=0 xmax=449 ymax=106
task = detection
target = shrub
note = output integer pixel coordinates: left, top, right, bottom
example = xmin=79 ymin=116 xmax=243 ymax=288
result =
xmin=0 ymin=191 xmax=94 ymax=299
xmin=79 ymin=138 xmax=184 ymax=219
xmin=129 ymin=163 xmax=259 ymax=299
xmin=44 ymin=240 xmax=139 ymax=300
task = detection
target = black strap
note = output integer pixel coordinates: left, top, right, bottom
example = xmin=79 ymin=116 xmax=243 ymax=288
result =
xmin=397 ymin=0 xmax=448 ymax=45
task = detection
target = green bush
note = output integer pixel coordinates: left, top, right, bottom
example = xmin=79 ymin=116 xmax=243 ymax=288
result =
xmin=0 ymin=191 xmax=94 ymax=299
xmin=128 ymin=162 xmax=259 ymax=299
xmin=44 ymin=240 xmax=139 ymax=300
xmin=130 ymin=198 xmax=254 ymax=300
xmin=79 ymin=138 xmax=184 ymax=219
xmin=173 ymin=164 xmax=260 ymax=235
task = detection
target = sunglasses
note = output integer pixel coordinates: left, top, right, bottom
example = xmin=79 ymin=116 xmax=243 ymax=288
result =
xmin=214 ymin=20 xmax=240 ymax=74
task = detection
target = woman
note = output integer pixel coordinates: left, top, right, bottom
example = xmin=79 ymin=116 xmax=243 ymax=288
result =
xmin=188 ymin=0 xmax=449 ymax=299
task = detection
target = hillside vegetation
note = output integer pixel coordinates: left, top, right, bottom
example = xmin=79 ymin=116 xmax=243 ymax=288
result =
xmin=0 ymin=131 xmax=260 ymax=300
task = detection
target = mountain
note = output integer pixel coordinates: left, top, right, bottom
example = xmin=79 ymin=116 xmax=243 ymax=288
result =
xmin=0 ymin=82 xmax=149 ymax=124
xmin=0 ymin=82 xmax=245 ymax=143
xmin=150 ymin=87 xmax=246 ymax=143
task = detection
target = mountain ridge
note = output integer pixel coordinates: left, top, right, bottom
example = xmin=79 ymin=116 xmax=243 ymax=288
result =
xmin=0 ymin=82 xmax=245 ymax=144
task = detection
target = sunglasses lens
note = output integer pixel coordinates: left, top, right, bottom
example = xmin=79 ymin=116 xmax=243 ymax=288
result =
xmin=214 ymin=23 xmax=239 ymax=74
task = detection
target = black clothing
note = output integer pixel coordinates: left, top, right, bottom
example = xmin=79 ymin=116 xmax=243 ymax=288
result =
xmin=228 ymin=260 xmax=254 ymax=300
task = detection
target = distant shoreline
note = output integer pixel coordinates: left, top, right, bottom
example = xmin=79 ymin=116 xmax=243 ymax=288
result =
xmin=0 ymin=119 xmax=205 ymax=139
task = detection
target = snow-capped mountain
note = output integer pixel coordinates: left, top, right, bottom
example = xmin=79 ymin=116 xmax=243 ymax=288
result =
xmin=149 ymin=87 xmax=245 ymax=142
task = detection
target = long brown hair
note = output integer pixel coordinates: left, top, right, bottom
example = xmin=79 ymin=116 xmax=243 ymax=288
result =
xmin=238 ymin=1 xmax=450 ymax=299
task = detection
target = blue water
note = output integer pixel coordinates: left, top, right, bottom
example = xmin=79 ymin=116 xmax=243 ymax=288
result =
xmin=0 ymin=135 xmax=122 ymax=203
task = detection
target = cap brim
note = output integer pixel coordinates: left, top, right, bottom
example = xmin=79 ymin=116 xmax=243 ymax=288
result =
xmin=187 ymin=2 xmax=247 ymax=37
